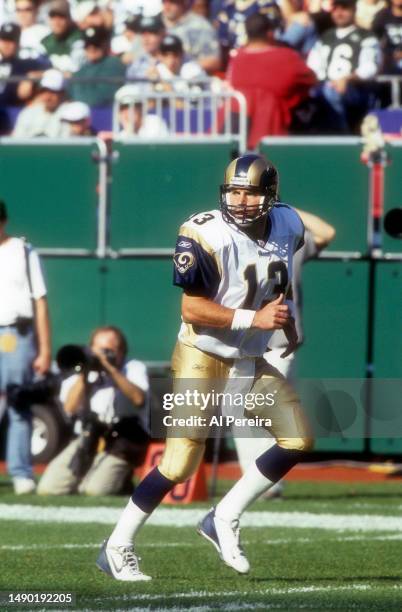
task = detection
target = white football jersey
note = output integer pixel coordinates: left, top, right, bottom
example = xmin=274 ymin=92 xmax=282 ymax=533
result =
xmin=173 ymin=205 xmax=304 ymax=359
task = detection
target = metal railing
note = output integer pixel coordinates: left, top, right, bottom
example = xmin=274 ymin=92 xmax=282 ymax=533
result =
xmin=112 ymin=86 xmax=248 ymax=153
xmin=376 ymin=75 xmax=402 ymax=109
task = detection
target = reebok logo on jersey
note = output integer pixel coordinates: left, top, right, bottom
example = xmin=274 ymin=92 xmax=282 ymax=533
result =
xmin=178 ymin=241 xmax=192 ymax=248
xmin=174 ymin=251 xmax=195 ymax=273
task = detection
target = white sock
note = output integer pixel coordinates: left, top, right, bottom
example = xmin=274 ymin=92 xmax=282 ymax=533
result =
xmin=215 ymin=462 xmax=273 ymax=522
xmin=108 ymin=499 xmax=149 ymax=548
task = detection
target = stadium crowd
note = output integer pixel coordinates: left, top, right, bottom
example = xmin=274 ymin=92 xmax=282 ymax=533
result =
xmin=0 ymin=0 xmax=401 ymax=140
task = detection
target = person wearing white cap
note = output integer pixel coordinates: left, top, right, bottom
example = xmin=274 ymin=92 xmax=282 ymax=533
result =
xmin=60 ymin=101 xmax=94 ymax=136
xmin=13 ymin=69 xmax=70 ymax=138
xmin=72 ymin=1 xmax=113 ymax=31
xmin=114 ymin=83 xmax=169 ymax=138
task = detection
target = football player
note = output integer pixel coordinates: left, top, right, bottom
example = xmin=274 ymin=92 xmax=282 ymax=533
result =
xmin=96 ymin=153 xmax=314 ymax=581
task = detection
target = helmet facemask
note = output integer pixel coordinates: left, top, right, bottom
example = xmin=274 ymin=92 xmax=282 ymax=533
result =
xmin=220 ymin=186 xmax=276 ymax=227
xmin=220 ymin=154 xmax=278 ymax=228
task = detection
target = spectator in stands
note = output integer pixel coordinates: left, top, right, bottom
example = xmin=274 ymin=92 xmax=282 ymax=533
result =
xmin=191 ymin=0 xmax=210 ymax=17
xmin=0 ymin=23 xmax=48 ymax=108
xmin=356 ymin=0 xmax=387 ymax=30
xmin=307 ymin=0 xmax=381 ymax=132
xmin=72 ymin=1 xmax=114 ymax=32
xmin=114 ymin=83 xmax=169 ymax=137
xmin=111 ymin=13 xmax=143 ymax=65
xmin=216 ymin=0 xmax=278 ymax=66
xmin=15 ymin=0 xmax=50 ymax=60
xmin=372 ymin=0 xmax=402 ymax=74
xmin=278 ymin=0 xmax=319 ymax=56
xmin=151 ymin=34 xmax=206 ymax=91
xmin=126 ymin=14 xmax=165 ymax=80
xmin=161 ymin=0 xmax=221 ymax=73
xmin=111 ymin=0 xmax=162 ymax=36
xmin=0 ymin=0 xmax=15 ymax=24
xmin=12 ymin=68 xmax=70 ymax=137
xmin=41 ymin=0 xmax=84 ymax=73
xmin=37 ymin=326 xmax=150 ymax=496
xmin=227 ymin=12 xmax=316 ymax=147
xmin=60 ymin=100 xmax=95 ymax=135
xmin=69 ymin=26 xmax=125 ymax=107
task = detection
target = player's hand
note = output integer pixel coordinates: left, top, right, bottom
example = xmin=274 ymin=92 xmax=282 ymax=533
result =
xmin=252 ymin=294 xmax=290 ymax=330
xmin=280 ymin=317 xmax=299 ymax=358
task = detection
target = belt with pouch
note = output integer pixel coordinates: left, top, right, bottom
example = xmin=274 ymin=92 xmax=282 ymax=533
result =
xmin=0 ymin=317 xmax=33 ymax=335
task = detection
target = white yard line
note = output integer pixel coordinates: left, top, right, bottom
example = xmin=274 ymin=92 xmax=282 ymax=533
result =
xmin=2 ymin=532 xmax=402 ymax=552
xmin=1 ymin=504 xmax=402 ymax=532
xmin=91 ymin=584 xmax=372 ymax=605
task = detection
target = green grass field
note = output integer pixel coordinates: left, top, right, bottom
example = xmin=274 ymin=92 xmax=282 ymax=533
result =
xmin=1 ymin=478 xmax=402 ymax=611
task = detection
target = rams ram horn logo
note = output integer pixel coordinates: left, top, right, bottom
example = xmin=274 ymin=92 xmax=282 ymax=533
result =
xmin=174 ymin=251 xmax=195 ymax=273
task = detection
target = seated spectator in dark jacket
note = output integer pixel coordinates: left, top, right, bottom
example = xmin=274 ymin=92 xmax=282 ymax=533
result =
xmin=372 ymin=0 xmax=402 ymax=74
xmin=0 ymin=22 xmax=49 ymax=107
xmin=41 ymin=0 xmax=84 ymax=73
xmin=307 ymin=0 xmax=380 ymax=132
xmin=227 ymin=12 xmax=316 ymax=148
xmin=126 ymin=14 xmax=165 ymax=80
xmin=69 ymin=26 xmax=126 ymax=107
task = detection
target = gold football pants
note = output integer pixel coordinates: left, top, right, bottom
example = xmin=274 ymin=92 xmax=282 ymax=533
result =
xmin=158 ymin=342 xmax=313 ymax=483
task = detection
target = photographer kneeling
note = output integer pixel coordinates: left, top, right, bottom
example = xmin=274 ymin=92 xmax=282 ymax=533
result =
xmin=37 ymin=326 xmax=150 ymax=496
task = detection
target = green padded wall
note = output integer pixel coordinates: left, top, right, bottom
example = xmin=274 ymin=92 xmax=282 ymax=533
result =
xmin=110 ymin=142 xmax=235 ymax=249
xmin=259 ymin=139 xmax=368 ymax=253
xmin=296 ymin=261 xmax=369 ymax=378
xmin=370 ymin=262 xmax=402 ymax=454
xmin=383 ymin=142 xmax=402 ymax=254
xmin=43 ymin=258 xmax=104 ymax=350
xmin=103 ymin=259 xmax=181 ymax=362
xmin=43 ymin=258 xmax=180 ymax=362
xmin=0 ymin=143 xmax=98 ymax=249
xmin=295 ymin=260 xmax=369 ymax=452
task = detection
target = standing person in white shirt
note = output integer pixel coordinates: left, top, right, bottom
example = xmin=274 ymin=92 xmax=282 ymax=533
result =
xmin=0 ymin=200 xmax=51 ymax=494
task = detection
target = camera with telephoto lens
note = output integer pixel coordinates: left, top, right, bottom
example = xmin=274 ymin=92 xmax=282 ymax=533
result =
xmin=56 ymin=344 xmax=118 ymax=373
xmin=6 ymin=373 xmax=60 ymax=412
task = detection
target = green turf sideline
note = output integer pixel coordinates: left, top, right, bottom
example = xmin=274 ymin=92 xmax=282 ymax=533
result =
xmin=1 ymin=504 xmax=402 ymax=531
